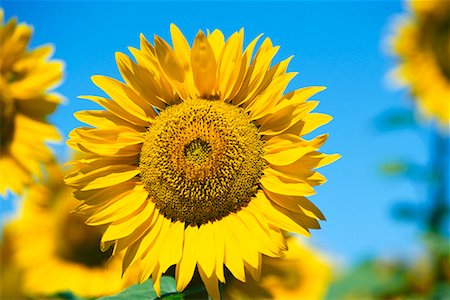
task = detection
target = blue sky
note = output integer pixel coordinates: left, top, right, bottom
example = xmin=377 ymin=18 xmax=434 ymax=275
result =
xmin=1 ymin=1 xmax=429 ymax=267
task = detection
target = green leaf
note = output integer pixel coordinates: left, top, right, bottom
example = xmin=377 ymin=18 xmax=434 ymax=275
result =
xmin=98 ymin=276 xmax=181 ymax=300
xmin=49 ymin=291 xmax=86 ymax=300
xmin=380 ymin=161 xmax=408 ymax=176
xmin=325 ymin=259 xmax=409 ymax=299
xmin=380 ymin=161 xmax=429 ymax=182
xmin=391 ymin=202 xmax=421 ymax=222
xmin=375 ymin=108 xmax=417 ymax=132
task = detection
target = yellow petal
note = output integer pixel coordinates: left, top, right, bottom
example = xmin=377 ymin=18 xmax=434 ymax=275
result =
xmin=15 ymin=114 xmax=61 ymax=142
xmin=85 ymin=184 xmax=148 ymax=225
xmin=101 ymin=201 xmax=156 ymax=242
xmin=16 ymin=93 xmax=61 ymax=119
xmin=263 ymin=136 xmax=316 ymax=166
xmin=295 ymin=113 xmax=334 ymax=136
xmin=154 ymin=35 xmax=188 ymax=99
xmin=191 ymin=31 xmax=216 ymax=97
xmin=237 ymin=208 xmax=282 ymax=257
xmin=217 ymin=29 xmax=243 ymax=100
xmin=260 ymin=174 xmax=316 ymax=197
xmin=121 ymin=212 xmax=161 ymax=270
xmin=74 ymin=180 xmax=139 ymax=208
xmin=74 ymin=110 xmax=141 ymax=131
xmin=151 ymin=264 xmax=163 ymax=297
xmin=247 ymin=72 xmax=298 ymax=121
xmin=196 ymin=222 xmax=216 ymax=278
xmin=79 ymin=95 xmax=149 ymax=126
xmin=233 ymin=38 xmax=279 ymax=106
xmin=229 ymin=33 xmax=263 ymax=103
xmin=10 ymin=61 xmax=63 ymax=99
xmin=253 ymin=191 xmax=311 ymax=237
xmin=65 ymin=164 xmax=139 ymax=190
xmin=170 ymin=24 xmax=196 ymax=94
xmin=139 ymin=216 xmax=171 ymax=282
xmin=115 ymin=51 xmax=166 ymax=110
xmin=219 ymin=217 xmax=246 ymax=282
xmin=226 ymin=215 xmax=260 ymax=269
xmin=259 ymin=101 xmax=320 ymax=135
xmin=116 ymin=208 xmax=159 ymax=255
xmin=211 ymin=223 xmax=225 ymax=283
xmin=159 ymin=220 xmax=184 ymax=272
xmin=91 ymin=75 xmax=156 ymax=120
xmin=198 ymin=264 xmax=220 ymax=300
xmin=176 ymin=225 xmax=198 ymax=292
xmin=207 ymin=29 xmax=225 ymax=63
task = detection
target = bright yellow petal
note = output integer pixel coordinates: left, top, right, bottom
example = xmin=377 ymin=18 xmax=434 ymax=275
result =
xmin=91 ymin=75 xmax=156 ymax=119
xmin=159 ymin=220 xmax=184 ymax=272
xmin=260 ymin=174 xmax=316 ymax=197
xmin=198 ymin=264 xmax=220 ymax=300
xmin=207 ymin=29 xmax=225 ymax=64
xmin=196 ymin=222 xmax=216 ymax=278
xmin=101 ymin=201 xmax=156 ymax=241
xmin=191 ymin=31 xmax=216 ymax=97
xmin=253 ymin=191 xmax=311 ymax=237
xmin=175 ymin=225 xmax=198 ymax=292
xmin=217 ymin=29 xmax=243 ymax=100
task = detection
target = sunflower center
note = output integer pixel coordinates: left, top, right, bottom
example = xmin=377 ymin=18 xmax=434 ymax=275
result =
xmin=139 ymin=98 xmax=265 ymax=225
xmin=0 ymin=83 xmax=15 ymax=154
xmin=57 ymin=211 xmax=112 ymax=267
xmin=420 ymin=7 xmax=450 ymax=79
xmin=184 ymin=138 xmax=211 ymax=164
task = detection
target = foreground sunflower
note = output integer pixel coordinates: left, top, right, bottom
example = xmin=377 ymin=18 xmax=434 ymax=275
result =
xmin=391 ymin=0 xmax=450 ymax=126
xmin=0 ymin=9 xmax=62 ymax=197
xmin=66 ymin=25 xmax=339 ymax=298
xmin=9 ymin=165 xmax=136 ymax=298
xmin=223 ymin=236 xmax=332 ymax=300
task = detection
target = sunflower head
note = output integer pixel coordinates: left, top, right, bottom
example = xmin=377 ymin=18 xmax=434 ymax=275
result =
xmin=139 ymin=98 xmax=265 ymax=225
xmin=0 ymin=9 xmax=63 ymax=196
xmin=66 ymin=24 xmax=339 ymax=299
xmin=391 ymin=0 xmax=450 ymax=126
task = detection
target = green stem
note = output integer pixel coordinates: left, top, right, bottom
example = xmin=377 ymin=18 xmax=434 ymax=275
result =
xmin=427 ymin=129 xmax=449 ymax=234
xmin=426 ymin=127 xmax=449 ymax=287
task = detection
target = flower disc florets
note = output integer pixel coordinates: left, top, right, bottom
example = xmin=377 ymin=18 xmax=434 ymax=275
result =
xmin=139 ymin=98 xmax=265 ymax=225
xmin=0 ymin=85 xmax=15 ymax=153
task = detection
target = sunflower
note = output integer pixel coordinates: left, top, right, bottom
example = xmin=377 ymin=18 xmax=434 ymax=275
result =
xmin=223 ymin=236 xmax=332 ymax=300
xmin=66 ymin=25 xmax=339 ymax=299
xmin=391 ymin=0 xmax=450 ymax=126
xmin=0 ymin=9 xmax=62 ymax=197
xmin=9 ymin=165 xmax=137 ymax=298
xmin=1 ymin=223 xmax=25 ymax=299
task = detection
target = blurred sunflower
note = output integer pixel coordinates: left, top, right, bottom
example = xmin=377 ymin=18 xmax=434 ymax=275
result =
xmin=0 ymin=9 xmax=62 ymax=197
xmin=1 ymin=223 xmax=24 ymax=299
xmin=66 ymin=24 xmax=339 ymax=299
xmin=223 ymin=236 xmax=332 ymax=300
xmin=9 ymin=165 xmax=136 ymax=298
xmin=391 ymin=0 xmax=450 ymax=126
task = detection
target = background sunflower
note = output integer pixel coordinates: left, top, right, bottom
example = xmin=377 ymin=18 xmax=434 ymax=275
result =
xmin=391 ymin=0 xmax=450 ymax=127
xmin=223 ymin=236 xmax=332 ymax=300
xmin=4 ymin=164 xmax=137 ymax=298
xmin=0 ymin=9 xmax=62 ymax=197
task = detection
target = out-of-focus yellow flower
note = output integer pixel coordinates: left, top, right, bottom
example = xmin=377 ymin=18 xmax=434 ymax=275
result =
xmin=223 ymin=236 xmax=332 ymax=300
xmin=8 ymin=165 xmax=137 ymax=298
xmin=0 ymin=9 xmax=62 ymax=196
xmin=65 ymin=24 xmax=339 ymax=299
xmin=391 ymin=0 xmax=450 ymax=127
xmin=1 ymin=224 xmax=25 ymax=299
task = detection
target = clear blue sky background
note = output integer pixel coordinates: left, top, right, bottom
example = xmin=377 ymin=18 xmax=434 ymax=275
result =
xmin=1 ymin=0 xmax=429 ymax=267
